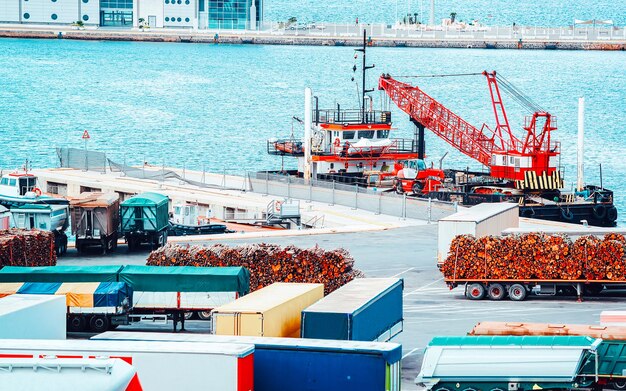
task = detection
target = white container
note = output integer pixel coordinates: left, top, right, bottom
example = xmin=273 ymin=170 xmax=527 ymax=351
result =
xmin=0 ymin=339 xmax=254 ymax=391
xmin=0 ymin=294 xmax=66 ymax=339
xmin=437 ymin=203 xmax=519 ymax=264
xmin=0 ymin=357 xmax=135 ymax=391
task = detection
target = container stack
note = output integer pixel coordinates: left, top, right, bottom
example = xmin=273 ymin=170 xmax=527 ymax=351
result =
xmin=147 ymin=243 xmax=364 ymax=294
xmin=0 ymin=229 xmax=56 ymax=267
xmin=441 ymin=232 xmax=626 ymax=281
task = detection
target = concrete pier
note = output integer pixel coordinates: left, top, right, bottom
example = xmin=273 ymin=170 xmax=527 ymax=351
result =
xmin=0 ymin=23 xmax=624 ymax=50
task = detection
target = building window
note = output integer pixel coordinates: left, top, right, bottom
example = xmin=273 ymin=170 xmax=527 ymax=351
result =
xmin=165 ymin=0 xmax=169 ymax=3
xmin=51 ymin=14 xmax=58 ymax=20
xmin=199 ymin=0 xmax=205 ymax=11
xmin=83 ymin=0 xmax=89 ymax=3
xmin=51 ymin=0 xmax=57 ymax=2
xmin=177 ymin=0 xmax=182 ymax=3
xmin=177 ymin=17 xmax=182 ymax=21
xmin=207 ymin=0 xmax=255 ymax=29
xmin=185 ymin=17 xmax=190 ymax=22
xmin=165 ymin=17 xmax=170 ymax=21
xmin=23 ymin=13 xmax=30 ymax=19
xmin=185 ymin=0 xmax=190 ymax=3
xmin=83 ymin=14 xmax=89 ymax=21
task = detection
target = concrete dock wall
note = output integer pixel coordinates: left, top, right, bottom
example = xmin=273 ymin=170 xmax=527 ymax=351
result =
xmin=0 ymin=24 xmax=624 ymax=50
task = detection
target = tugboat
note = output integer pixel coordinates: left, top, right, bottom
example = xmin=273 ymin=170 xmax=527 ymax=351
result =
xmin=0 ymin=162 xmax=70 ymax=255
xmin=168 ymin=202 xmax=232 ymax=236
xmin=266 ymin=30 xmax=617 ymax=227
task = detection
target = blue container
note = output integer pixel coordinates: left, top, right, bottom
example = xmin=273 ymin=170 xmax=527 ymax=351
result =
xmin=301 ymin=278 xmax=403 ymax=341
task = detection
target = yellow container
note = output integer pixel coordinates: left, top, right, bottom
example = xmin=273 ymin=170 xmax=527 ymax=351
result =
xmin=212 ymin=282 xmax=324 ymax=338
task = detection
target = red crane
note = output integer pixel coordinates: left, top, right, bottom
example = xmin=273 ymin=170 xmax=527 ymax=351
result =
xmin=378 ymin=72 xmax=561 ymax=188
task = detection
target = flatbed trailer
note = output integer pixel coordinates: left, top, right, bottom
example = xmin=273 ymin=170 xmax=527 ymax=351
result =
xmin=444 ymin=278 xmax=626 ymax=301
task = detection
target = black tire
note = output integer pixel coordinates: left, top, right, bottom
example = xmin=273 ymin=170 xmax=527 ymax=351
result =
xmin=593 ymin=204 xmax=607 ymax=220
xmin=197 ymin=311 xmax=212 ymax=321
xmin=508 ymin=284 xmax=527 ymax=301
xmin=561 ymin=208 xmax=574 ymax=222
xmin=521 ymin=208 xmax=535 ymax=218
xmin=412 ymin=181 xmax=423 ymax=195
xmin=466 ymin=283 xmax=485 ymax=300
xmin=184 ymin=311 xmax=194 ymax=320
xmin=487 ymin=283 xmax=506 ymax=300
xmin=612 ymin=381 xmax=626 ymax=390
xmin=68 ymin=315 xmax=86 ymax=332
xmin=607 ymin=206 xmax=618 ymax=222
xmin=583 ymin=284 xmax=604 ymax=296
xmin=89 ymin=315 xmax=110 ymax=333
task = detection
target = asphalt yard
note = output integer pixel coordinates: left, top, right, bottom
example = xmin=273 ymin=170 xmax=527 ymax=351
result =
xmin=62 ymin=224 xmax=626 ymax=389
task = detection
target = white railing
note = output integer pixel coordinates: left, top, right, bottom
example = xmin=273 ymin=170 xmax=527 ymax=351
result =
xmin=200 ymin=22 xmax=625 ymax=42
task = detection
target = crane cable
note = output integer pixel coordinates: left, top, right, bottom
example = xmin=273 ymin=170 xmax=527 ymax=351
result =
xmin=393 ymin=72 xmax=484 ymax=78
xmin=495 ymin=74 xmax=545 ymax=114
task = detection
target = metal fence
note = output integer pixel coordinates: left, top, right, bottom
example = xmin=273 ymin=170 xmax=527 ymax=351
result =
xmin=207 ymin=22 xmax=626 ymax=42
xmin=249 ymin=172 xmax=459 ymax=222
xmin=57 ymin=147 xmax=107 ymax=173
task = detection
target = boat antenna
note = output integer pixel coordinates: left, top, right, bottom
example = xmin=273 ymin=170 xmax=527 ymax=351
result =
xmin=354 ymin=29 xmax=375 ymax=122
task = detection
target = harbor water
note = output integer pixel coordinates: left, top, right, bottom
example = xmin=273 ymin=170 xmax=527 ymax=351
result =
xmin=263 ymin=0 xmax=626 ymax=26
xmin=0 ymin=38 xmax=624 ymax=222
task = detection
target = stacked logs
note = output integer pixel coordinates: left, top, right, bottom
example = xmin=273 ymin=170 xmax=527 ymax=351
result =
xmin=147 ymin=243 xmax=364 ymax=294
xmin=442 ymin=233 xmax=626 ymax=281
xmin=0 ymin=229 xmax=56 ymax=267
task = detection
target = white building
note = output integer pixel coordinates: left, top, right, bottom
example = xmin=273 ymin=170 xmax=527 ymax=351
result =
xmin=0 ymin=0 xmax=263 ymax=29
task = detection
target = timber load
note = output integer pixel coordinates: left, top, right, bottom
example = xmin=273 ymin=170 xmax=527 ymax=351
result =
xmin=442 ymin=232 xmax=626 ymax=281
xmin=147 ymin=243 xmax=364 ymax=294
xmin=0 ymin=229 xmax=57 ymax=267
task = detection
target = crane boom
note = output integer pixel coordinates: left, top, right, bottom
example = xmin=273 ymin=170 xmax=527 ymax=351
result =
xmin=378 ymin=74 xmax=498 ymax=167
xmin=378 ymin=73 xmax=560 ymax=185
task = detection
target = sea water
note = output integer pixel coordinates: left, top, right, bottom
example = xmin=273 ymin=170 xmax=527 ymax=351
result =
xmin=0 ymin=38 xmax=624 ymax=221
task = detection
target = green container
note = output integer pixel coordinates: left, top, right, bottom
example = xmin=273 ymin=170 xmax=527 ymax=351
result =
xmin=118 ymin=265 xmax=250 ymax=295
xmin=0 ymin=266 xmax=123 ymax=283
xmin=120 ymin=192 xmax=169 ymax=234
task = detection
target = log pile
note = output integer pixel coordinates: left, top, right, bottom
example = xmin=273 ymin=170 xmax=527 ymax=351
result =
xmin=0 ymin=229 xmax=56 ymax=267
xmin=442 ymin=232 xmax=626 ymax=281
xmin=147 ymin=243 xmax=364 ymax=294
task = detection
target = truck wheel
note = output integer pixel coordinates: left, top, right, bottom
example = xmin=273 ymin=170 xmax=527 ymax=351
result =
xmin=68 ymin=315 xmax=86 ymax=332
xmin=487 ymin=283 xmax=505 ymax=300
xmin=89 ymin=315 xmax=110 ymax=333
xmin=184 ymin=311 xmax=194 ymax=320
xmin=612 ymin=381 xmax=626 ymax=390
xmin=197 ymin=311 xmax=212 ymax=321
xmin=508 ymin=284 xmax=527 ymax=301
xmin=466 ymin=283 xmax=485 ymax=300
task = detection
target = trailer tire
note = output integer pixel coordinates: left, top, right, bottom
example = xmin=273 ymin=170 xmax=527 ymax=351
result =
xmin=607 ymin=206 xmax=618 ymax=222
xmin=487 ymin=283 xmax=506 ymax=300
xmin=466 ymin=283 xmax=485 ymax=300
xmin=612 ymin=381 xmax=626 ymax=390
xmin=508 ymin=284 xmax=527 ymax=301
xmin=184 ymin=311 xmax=194 ymax=320
xmin=197 ymin=311 xmax=212 ymax=321
xmin=89 ymin=315 xmax=110 ymax=333
xmin=68 ymin=315 xmax=86 ymax=332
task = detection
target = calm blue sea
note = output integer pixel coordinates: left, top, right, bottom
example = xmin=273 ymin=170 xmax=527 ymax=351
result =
xmin=0 ymin=38 xmax=624 ymax=221
xmin=264 ymin=0 xmax=626 ymax=26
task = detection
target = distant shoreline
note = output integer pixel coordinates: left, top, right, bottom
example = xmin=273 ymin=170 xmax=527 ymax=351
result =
xmin=0 ymin=26 xmax=624 ymax=51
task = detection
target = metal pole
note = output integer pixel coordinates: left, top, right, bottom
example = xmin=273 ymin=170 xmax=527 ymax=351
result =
xmin=83 ymin=138 xmax=88 ymax=171
xmin=223 ymin=168 xmax=226 ymax=190
xmin=304 ymin=87 xmax=313 ymax=184
xmin=331 ymin=180 xmax=335 ymax=206
xmin=265 ymin=171 xmax=269 ymax=195
xmin=353 ymin=184 xmax=358 ymax=210
xmin=287 ymin=175 xmax=290 ymax=199
xmin=428 ymin=197 xmax=432 ymax=223
xmin=377 ymin=192 xmax=381 ymax=215
xmin=577 ymin=96 xmax=585 ymax=191
xmin=308 ymin=182 xmax=312 ymax=203
xmin=402 ymin=193 xmax=406 ymax=219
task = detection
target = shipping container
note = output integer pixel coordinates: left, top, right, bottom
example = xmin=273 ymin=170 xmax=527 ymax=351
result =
xmin=119 ymin=192 xmax=169 ymax=251
xmin=0 ymin=339 xmax=255 ymax=391
xmin=93 ymin=331 xmax=403 ymax=391
xmin=0 ymin=265 xmax=123 ymax=283
xmin=437 ymin=203 xmax=519 ymax=264
xmin=301 ymin=278 xmax=403 ymax=341
xmin=0 ymin=357 xmax=136 ymax=391
xmin=0 ymin=294 xmax=66 ymax=339
xmin=213 ymin=282 xmax=324 ymax=337
xmin=70 ymin=192 xmax=120 ymax=253
xmin=0 ymin=281 xmax=133 ymax=333
xmin=470 ymin=321 xmax=626 ymax=340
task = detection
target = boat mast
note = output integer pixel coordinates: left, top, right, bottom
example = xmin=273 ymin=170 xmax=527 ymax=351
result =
xmin=355 ymin=29 xmax=375 ymax=122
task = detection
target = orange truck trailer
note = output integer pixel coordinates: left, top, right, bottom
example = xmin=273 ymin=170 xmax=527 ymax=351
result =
xmin=469 ymin=321 xmax=626 ymax=340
